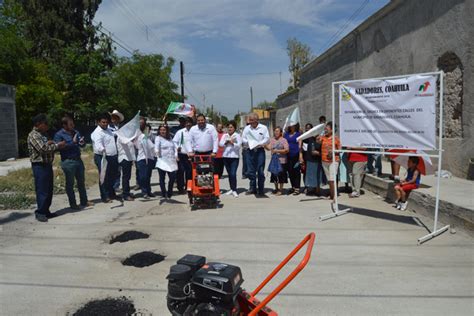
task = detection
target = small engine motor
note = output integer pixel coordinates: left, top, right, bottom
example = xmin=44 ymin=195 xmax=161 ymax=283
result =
xmin=166 ymin=254 xmax=244 ymax=316
xmin=196 ymin=163 xmax=214 ymax=188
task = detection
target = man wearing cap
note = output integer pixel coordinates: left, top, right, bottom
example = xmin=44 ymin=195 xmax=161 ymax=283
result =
xmin=187 ymin=114 xmax=218 ymax=156
xmin=241 ymin=113 xmax=269 ymax=196
xmin=28 ymin=114 xmax=66 ymax=222
xmin=173 ymin=117 xmax=193 ymax=194
xmin=91 ymin=112 xmax=119 ymax=203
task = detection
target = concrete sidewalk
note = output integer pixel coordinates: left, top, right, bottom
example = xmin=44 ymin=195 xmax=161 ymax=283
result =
xmin=0 ymin=165 xmax=473 ymax=315
xmin=0 ymin=158 xmax=31 ymax=176
xmin=363 ymin=160 xmax=474 ymax=235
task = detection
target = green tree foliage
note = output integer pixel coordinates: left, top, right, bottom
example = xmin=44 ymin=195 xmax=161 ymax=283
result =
xmin=255 ymin=100 xmax=275 ymax=110
xmin=287 ymin=37 xmax=312 ymax=89
xmin=0 ymin=0 xmax=180 ymax=156
xmin=110 ymin=53 xmax=180 ymax=119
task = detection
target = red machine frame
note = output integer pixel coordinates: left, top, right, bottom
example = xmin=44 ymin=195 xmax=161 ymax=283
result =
xmin=237 ymin=232 xmax=316 ymax=315
xmin=186 ymin=155 xmax=220 ymax=208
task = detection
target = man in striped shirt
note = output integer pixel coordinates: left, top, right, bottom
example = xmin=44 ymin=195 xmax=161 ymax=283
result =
xmin=28 ymin=114 xmax=66 ymax=222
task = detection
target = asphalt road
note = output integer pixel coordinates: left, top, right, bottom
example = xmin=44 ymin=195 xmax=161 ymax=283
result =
xmin=0 ymin=169 xmax=473 ymax=315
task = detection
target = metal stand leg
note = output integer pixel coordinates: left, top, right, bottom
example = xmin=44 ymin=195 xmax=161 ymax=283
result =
xmin=319 ymin=205 xmax=352 ymax=221
xmin=418 ymin=225 xmax=450 ymax=244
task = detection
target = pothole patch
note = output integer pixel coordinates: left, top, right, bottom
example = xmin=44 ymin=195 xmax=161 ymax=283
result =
xmin=72 ymin=296 xmax=136 ymax=316
xmin=109 ymin=231 xmax=150 ymax=244
xmin=121 ymin=251 xmax=166 ymax=268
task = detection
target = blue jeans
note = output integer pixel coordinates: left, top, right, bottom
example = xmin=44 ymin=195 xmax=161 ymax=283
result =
xmin=176 ymin=153 xmax=192 ymax=191
xmin=367 ymin=151 xmax=382 ymax=175
xmin=137 ymin=159 xmax=155 ymax=195
xmin=158 ymin=168 xmax=176 ymax=198
xmin=247 ymin=148 xmax=265 ymax=194
xmin=120 ymin=160 xmax=133 ymax=198
xmin=94 ymin=154 xmax=118 ymax=201
xmin=242 ymin=149 xmax=249 ymax=178
xmin=60 ymin=159 xmax=88 ymax=207
xmin=223 ymin=158 xmax=239 ymax=191
xmin=32 ymin=163 xmax=54 ymax=215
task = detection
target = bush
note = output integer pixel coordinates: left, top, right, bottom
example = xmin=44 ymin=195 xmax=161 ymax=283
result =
xmin=0 ymin=193 xmax=35 ymax=210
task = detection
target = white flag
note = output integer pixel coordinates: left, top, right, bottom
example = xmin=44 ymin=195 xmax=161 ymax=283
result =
xmin=283 ymin=107 xmax=300 ymax=130
xmin=116 ymin=111 xmax=140 ymax=143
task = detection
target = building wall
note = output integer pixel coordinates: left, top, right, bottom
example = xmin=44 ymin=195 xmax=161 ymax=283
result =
xmin=278 ymin=0 xmax=473 ymax=178
xmin=0 ymin=84 xmax=18 ymax=160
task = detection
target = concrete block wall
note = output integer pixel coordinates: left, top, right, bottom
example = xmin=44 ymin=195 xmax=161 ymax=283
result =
xmin=0 ymin=84 xmax=18 ymax=160
xmin=276 ymin=0 xmax=473 ymax=178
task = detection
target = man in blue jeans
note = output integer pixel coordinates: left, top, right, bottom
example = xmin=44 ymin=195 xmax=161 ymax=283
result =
xmin=241 ymin=113 xmax=270 ymax=197
xmin=173 ymin=117 xmax=193 ymax=194
xmin=54 ymin=116 xmax=93 ymax=209
xmin=27 ymin=114 xmax=66 ymax=222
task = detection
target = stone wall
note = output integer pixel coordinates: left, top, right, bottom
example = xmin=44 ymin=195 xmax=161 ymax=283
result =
xmin=0 ymin=84 xmax=18 ymax=160
xmin=277 ymin=0 xmax=474 ymax=178
xmin=275 ymin=89 xmax=299 ymax=109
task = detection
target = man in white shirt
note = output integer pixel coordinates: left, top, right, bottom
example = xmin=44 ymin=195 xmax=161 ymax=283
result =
xmin=116 ymin=135 xmax=136 ymax=202
xmin=91 ymin=112 xmax=119 ymax=203
xmin=187 ymin=114 xmax=218 ymax=156
xmin=173 ymin=117 xmax=193 ymax=194
xmin=241 ymin=113 xmax=270 ymax=196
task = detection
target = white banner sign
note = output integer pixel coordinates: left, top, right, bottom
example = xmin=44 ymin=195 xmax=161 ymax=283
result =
xmin=339 ymin=75 xmax=437 ymax=150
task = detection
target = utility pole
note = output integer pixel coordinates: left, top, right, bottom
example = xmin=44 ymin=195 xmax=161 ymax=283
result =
xmin=279 ymin=71 xmax=282 ymax=94
xmin=180 ymin=61 xmax=185 ymax=102
xmin=250 ymin=86 xmax=254 ymax=112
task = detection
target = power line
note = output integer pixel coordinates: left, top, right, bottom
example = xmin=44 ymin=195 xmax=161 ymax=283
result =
xmin=94 ymin=24 xmax=135 ymax=55
xmin=113 ymin=0 xmax=173 ymax=57
xmin=96 ymin=23 xmax=135 ymax=53
xmin=317 ymin=0 xmax=370 ymax=55
xmin=185 ymin=71 xmax=282 ymax=76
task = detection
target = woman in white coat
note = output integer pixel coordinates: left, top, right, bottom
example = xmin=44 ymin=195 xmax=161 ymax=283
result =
xmin=218 ymin=121 xmax=241 ymax=197
xmin=155 ymin=125 xmax=178 ymax=199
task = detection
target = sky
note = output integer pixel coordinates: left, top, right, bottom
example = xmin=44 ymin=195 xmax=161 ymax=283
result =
xmin=95 ymin=0 xmax=390 ymax=117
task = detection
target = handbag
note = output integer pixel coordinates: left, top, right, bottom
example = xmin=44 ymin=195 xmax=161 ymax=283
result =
xmin=268 ymin=153 xmax=283 ymax=175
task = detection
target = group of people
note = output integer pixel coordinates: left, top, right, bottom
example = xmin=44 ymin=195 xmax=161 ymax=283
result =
xmin=27 ymin=109 xmax=422 ymax=222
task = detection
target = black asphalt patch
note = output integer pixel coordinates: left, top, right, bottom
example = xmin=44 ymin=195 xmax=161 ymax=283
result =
xmin=72 ymin=296 xmax=136 ymax=316
xmin=109 ymin=231 xmax=150 ymax=244
xmin=121 ymin=251 xmax=166 ymax=268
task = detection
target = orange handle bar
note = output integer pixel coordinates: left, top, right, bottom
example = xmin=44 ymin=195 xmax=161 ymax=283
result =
xmin=248 ymin=232 xmax=315 ymax=316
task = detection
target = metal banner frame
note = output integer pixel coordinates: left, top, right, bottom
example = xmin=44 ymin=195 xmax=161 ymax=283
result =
xmin=319 ymin=71 xmax=450 ymax=244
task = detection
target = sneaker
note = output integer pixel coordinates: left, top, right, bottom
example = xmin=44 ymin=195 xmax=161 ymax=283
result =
xmin=224 ymin=190 xmax=234 ymax=196
xmin=400 ymin=201 xmax=408 ymax=211
xmin=147 ymin=192 xmax=156 ymax=198
xmin=292 ymin=189 xmax=300 ymax=196
xmin=232 ymin=191 xmax=239 ymax=198
xmin=350 ymin=191 xmax=360 ymax=198
xmin=275 ymin=190 xmax=282 ymax=196
xmin=245 ymin=190 xmax=256 ymax=195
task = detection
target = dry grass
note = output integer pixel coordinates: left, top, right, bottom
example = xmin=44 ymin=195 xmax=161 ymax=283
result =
xmin=0 ymin=149 xmax=98 ymax=210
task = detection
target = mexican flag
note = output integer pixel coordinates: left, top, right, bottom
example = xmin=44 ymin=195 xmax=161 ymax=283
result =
xmin=165 ymin=102 xmax=195 ymax=117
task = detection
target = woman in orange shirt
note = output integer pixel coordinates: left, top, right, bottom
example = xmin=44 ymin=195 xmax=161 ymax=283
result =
xmin=320 ymin=122 xmax=341 ymax=201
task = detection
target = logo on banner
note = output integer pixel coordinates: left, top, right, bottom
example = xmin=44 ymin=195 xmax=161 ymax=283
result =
xmin=341 ymin=85 xmax=352 ymax=101
xmin=416 ymin=81 xmax=434 ymax=97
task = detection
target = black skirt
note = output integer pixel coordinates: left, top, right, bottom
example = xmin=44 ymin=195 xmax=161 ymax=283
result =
xmin=270 ymin=163 xmax=288 ymax=184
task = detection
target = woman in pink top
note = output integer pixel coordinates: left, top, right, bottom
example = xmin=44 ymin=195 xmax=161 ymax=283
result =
xmin=265 ymin=126 xmax=289 ymax=195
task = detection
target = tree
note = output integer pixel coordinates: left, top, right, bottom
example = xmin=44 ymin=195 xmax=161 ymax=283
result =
xmin=255 ymin=100 xmax=275 ymax=110
xmin=287 ymin=37 xmax=312 ymax=89
xmin=110 ymin=53 xmax=180 ymax=119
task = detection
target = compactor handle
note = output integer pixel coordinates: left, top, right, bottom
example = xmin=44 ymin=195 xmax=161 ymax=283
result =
xmin=248 ymin=232 xmax=315 ymax=316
